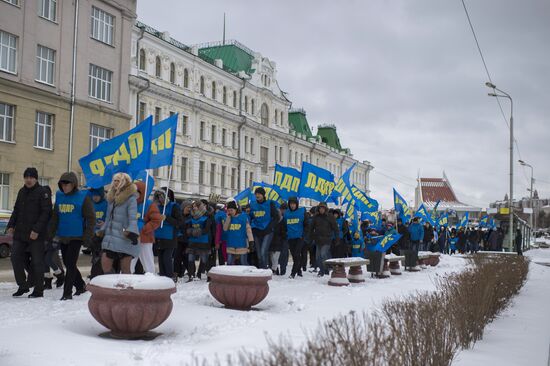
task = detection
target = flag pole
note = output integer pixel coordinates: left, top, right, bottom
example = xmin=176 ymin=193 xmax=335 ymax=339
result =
xmin=141 ymin=169 xmax=150 ymax=219
xmin=160 ymin=164 xmax=173 ymax=228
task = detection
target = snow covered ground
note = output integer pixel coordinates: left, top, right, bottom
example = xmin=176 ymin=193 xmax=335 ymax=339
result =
xmin=454 ymin=248 xmax=550 ymax=366
xmin=0 ymin=255 xmax=466 ymax=366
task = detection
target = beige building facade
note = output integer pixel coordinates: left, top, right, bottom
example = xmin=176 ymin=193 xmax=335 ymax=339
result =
xmin=0 ymin=0 xmax=136 ymax=209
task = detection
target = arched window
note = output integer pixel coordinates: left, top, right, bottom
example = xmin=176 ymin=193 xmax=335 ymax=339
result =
xmin=169 ymin=62 xmax=175 ymax=83
xmin=244 ymin=96 xmax=248 ymax=112
xmin=222 ymin=86 xmax=227 ymax=105
xmin=200 ymin=76 xmax=205 ymax=94
xmin=280 ymin=111 xmax=284 ymax=124
xmin=274 ymin=109 xmax=278 ymax=124
xmin=260 ymin=103 xmax=269 ymax=126
xmin=183 ymin=68 xmax=189 ymax=88
xmin=155 ymin=56 xmax=161 ymax=78
xmin=232 ymin=91 xmax=237 ymax=108
xmin=211 ymin=81 xmax=216 ymax=99
xmin=251 ymin=99 xmax=255 ymax=115
xmin=139 ymin=49 xmax=146 ymax=71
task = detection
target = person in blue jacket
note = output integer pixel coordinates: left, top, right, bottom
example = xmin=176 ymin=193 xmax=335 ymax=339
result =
xmin=89 ymin=187 xmax=107 ymax=278
xmin=223 ymin=201 xmax=254 ymax=265
xmin=154 ymin=189 xmax=182 ymax=281
xmin=186 ymin=200 xmax=212 ymax=280
xmin=408 ymin=217 xmax=424 ymax=253
xmin=249 ymin=187 xmax=280 ymax=269
xmin=284 ymin=197 xmax=307 ymax=278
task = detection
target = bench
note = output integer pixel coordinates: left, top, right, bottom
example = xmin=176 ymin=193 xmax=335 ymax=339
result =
xmin=324 ymin=257 xmax=370 ymax=286
xmin=384 ymin=254 xmax=405 ymax=276
xmin=418 ymin=251 xmax=441 ymax=267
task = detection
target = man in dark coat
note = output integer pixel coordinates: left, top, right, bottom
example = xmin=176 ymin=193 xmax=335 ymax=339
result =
xmin=515 ymin=228 xmax=523 ymax=256
xmin=308 ymin=202 xmax=339 ymax=277
xmin=8 ymin=167 xmax=52 ymax=297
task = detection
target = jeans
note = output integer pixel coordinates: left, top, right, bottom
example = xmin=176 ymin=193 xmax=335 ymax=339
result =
xmin=11 ymin=239 xmax=45 ymax=292
xmin=253 ymin=232 xmax=274 ymax=269
xmin=411 ymin=240 xmax=420 ymax=253
xmin=227 ymin=253 xmax=248 ymax=265
xmin=158 ymin=248 xmax=174 ymax=278
xmin=316 ymin=244 xmax=331 ymax=275
xmin=188 ymin=253 xmax=209 ymax=275
xmin=173 ymin=240 xmax=188 ymax=276
xmin=60 ymin=240 xmax=85 ymax=297
xmin=44 ymin=245 xmax=61 ymax=273
xmin=288 ymin=238 xmax=304 ymax=276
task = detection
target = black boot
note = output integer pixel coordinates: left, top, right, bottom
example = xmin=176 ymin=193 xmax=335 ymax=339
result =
xmin=44 ymin=278 xmax=53 ymax=290
xmin=54 ymin=271 xmax=65 ymax=288
xmin=74 ymin=288 xmax=87 ymax=296
xmin=28 ymin=291 xmax=43 ymax=298
xmin=12 ymin=288 xmax=30 ymax=297
xmin=60 ymin=293 xmax=73 ymax=301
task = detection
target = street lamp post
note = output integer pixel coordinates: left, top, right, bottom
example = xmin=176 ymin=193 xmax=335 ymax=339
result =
xmin=486 ymin=82 xmax=514 ymax=251
xmin=519 ymin=160 xmax=534 ymax=231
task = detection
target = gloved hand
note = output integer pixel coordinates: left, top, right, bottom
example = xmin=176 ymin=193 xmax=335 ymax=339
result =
xmin=191 ymin=228 xmax=202 ymax=237
xmin=248 ymin=241 xmax=255 ymax=252
xmin=125 ymin=231 xmax=139 ymax=245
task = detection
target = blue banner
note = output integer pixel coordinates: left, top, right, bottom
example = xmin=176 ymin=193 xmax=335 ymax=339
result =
xmin=335 ymin=164 xmax=378 ymax=212
xmin=133 ymin=170 xmax=155 ymax=201
xmin=362 ymin=211 xmax=382 ymax=231
xmin=368 ymin=233 xmax=402 ymax=252
xmin=148 ymin=114 xmax=178 ymax=169
xmin=415 ymin=203 xmax=435 ymax=226
xmin=250 ymin=182 xmax=284 ymax=204
xmin=393 ymin=188 xmax=412 ymax=223
xmin=335 ymin=164 xmax=355 ymax=205
xmin=437 ymin=212 xmax=449 ymax=228
xmin=479 ymin=214 xmax=489 ymax=228
xmin=297 ymin=162 xmax=335 ymax=202
xmin=272 ymin=164 xmax=301 ymax=200
xmin=234 ymin=188 xmax=251 ymax=207
xmin=351 ymin=185 xmax=378 ymax=212
xmin=457 ymin=212 xmax=469 ymax=228
xmin=79 ymin=116 xmax=153 ymax=188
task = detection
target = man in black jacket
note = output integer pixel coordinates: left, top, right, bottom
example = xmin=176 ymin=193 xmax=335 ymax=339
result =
xmin=308 ymin=202 xmax=339 ymax=277
xmin=7 ymin=168 xmax=52 ymax=298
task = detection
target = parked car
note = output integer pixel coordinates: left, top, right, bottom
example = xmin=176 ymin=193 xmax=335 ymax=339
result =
xmin=0 ymin=218 xmax=13 ymax=258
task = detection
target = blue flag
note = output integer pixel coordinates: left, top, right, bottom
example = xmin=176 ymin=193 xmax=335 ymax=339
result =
xmin=79 ymin=116 xmax=153 ymax=188
xmin=457 ymin=212 xmax=469 ymax=228
xmin=335 ymin=164 xmax=355 ymax=205
xmin=250 ymin=182 xmax=284 ymax=204
xmin=297 ymin=162 xmax=335 ymax=202
xmin=415 ymin=203 xmax=435 ymax=226
xmin=437 ymin=212 xmax=449 ymax=228
xmin=133 ymin=170 xmax=155 ymax=201
xmin=148 ymin=114 xmax=178 ymax=169
xmin=234 ymin=188 xmax=251 ymax=207
xmin=351 ymin=185 xmax=379 ymax=212
xmin=362 ymin=211 xmax=382 ymax=231
xmin=393 ymin=188 xmax=412 ymax=223
xmin=479 ymin=214 xmax=489 ymax=228
xmin=335 ymin=164 xmax=378 ymax=212
xmin=272 ymin=164 xmax=301 ymax=200
xmin=368 ymin=233 xmax=402 ymax=252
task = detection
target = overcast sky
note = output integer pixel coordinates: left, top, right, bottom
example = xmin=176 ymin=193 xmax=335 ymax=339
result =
xmin=137 ymin=0 xmax=550 ymax=209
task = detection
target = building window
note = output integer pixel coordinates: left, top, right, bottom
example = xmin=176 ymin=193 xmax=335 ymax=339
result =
xmin=180 ymin=157 xmax=188 ymax=182
xmin=222 ymin=86 xmax=227 ymax=105
xmin=249 ymin=172 xmax=253 ymax=187
xmin=211 ymin=125 xmax=216 ymax=143
xmin=279 ymin=147 xmax=283 ymax=162
xmin=244 ymin=136 xmax=249 ymax=153
xmin=244 ymin=96 xmax=248 ymax=113
xmin=34 ymin=111 xmax=53 ymax=149
xmin=222 ymin=128 xmax=227 ymax=146
xmin=199 ymin=76 xmax=205 ymax=94
xmin=295 ymin=152 xmax=298 ymax=165
xmin=260 ymin=103 xmax=269 ymax=126
xmin=169 ymin=62 xmax=175 ymax=83
xmin=251 ymin=99 xmax=255 ymax=115
xmin=274 ymin=109 xmax=278 ymax=124
xmin=0 ymin=103 xmax=15 ymax=142
xmin=155 ymin=56 xmax=161 ymax=78
xmin=274 ymin=145 xmax=278 ymax=162
xmin=280 ymin=111 xmax=284 ymax=125
xmin=88 ymin=64 xmax=112 ymax=102
xmin=250 ymin=137 xmax=254 ymax=155
xmin=91 ymin=6 xmax=114 ymax=45
xmin=183 ymin=68 xmax=189 ymax=88
xmin=260 ymin=147 xmax=268 ymax=174
xmin=3 ymin=0 xmax=19 ymax=5
xmin=0 ymin=173 xmax=9 ymax=210
xmin=38 ymin=177 xmax=49 ymax=187
xmin=232 ymin=90 xmax=237 ymax=108
xmin=244 ymin=171 xmax=248 ymax=187
xmin=199 ymin=161 xmax=205 ymax=184
xmin=221 ymin=166 xmax=226 ymax=188
xmin=200 ymin=121 xmax=205 ymax=141
xmin=232 ymin=132 xmax=237 ymax=149
xmin=181 ymin=115 xmax=188 ymax=135
xmin=89 ymin=123 xmax=112 ymax=151
xmin=138 ymin=102 xmax=146 ymax=122
xmin=36 ymin=45 xmax=55 ymax=85
xmin=211 ymin=81 xmax=216 ymax=100
xmin=39 ymin=0 xmax=57 ymax=22
xmin=210 ymin=163 xmax=216 ymax=186
xmin=139 ymin=49 xmax=146 ymax=71
xmin=154 ymin=107 xmax=161 ymax=123
xmin=0 ymin=31 xmax=17 ymax=74
xmin=231 ymin=168 xmax=236 ymax=189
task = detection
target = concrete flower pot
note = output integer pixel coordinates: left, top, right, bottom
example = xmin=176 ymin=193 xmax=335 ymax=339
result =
xmin=208 ymin=266 xmax=272 ymax=310
xmin=428 ymin=253 xmax=441 ymax=266
xmin=87 ymin=274 xmax=176 ymax=339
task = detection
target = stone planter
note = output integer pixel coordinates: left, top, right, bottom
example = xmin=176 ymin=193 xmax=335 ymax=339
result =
xmin=208 ymin=266 xmax=272 ymax=310
xmin=428 ymin=253 xmax=441 ymax=266
xmin=87 ymin=274 xmax=176 ymax=339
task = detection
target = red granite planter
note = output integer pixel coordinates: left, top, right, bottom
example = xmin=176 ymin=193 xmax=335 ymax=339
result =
xmin=87 ymin=274 xmax=176 ymax=339
xmin=428 ymin=253 xmax=440 ymax=266
xmin=208 ymin=266 xmax=272 ymax=310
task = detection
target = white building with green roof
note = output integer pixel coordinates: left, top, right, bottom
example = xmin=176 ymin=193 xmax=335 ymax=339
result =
xmin=128 ymin=21 xmax=372 ymax=201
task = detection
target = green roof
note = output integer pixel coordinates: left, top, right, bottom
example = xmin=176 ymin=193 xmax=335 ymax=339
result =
xmin=317 ymin=125 xmax=343 ymax=151
xmin=288 ymin=109 xmax=313 ymax=138
xmin=198 ymin=42 xmax=254 ymax=74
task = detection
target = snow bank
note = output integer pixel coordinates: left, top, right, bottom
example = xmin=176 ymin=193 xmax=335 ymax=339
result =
xmin=208 ymin=265 xmax=272 ymax=277
xmin=89 ymin=273 xmax=176 ymax=290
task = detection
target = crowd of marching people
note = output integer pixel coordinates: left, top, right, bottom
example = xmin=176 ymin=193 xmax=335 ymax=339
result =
xmin=5 ymin=167 xmax=514 ymax=300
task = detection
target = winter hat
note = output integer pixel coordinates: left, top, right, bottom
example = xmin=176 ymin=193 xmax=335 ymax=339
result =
xmin=288 ymin=196 xmax=299 ymax=206
xmin=318 ymin=202 xmax=328 ymax=209
xmin=254 ymin=187 xmax=266 ymax=197
xmin=23 ymin=167 xmax=38 ymax=179
xmin=180 ymin=199 xmax=193 ymax=211
xmin=280 ymin=202 xmax=288 ymax=210
xmin=227 ymin=201 xmax=238 ymax=210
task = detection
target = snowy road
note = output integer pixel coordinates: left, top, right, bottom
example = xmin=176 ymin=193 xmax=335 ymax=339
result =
xmin=0 ymin=255 xmax=466 ymax=366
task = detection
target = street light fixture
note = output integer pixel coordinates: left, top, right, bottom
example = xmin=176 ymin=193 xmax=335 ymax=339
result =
xmin=486 ymin=82 xmax=514 ymax=251
xmin=519 ymin=160 xmax=535 ymax=231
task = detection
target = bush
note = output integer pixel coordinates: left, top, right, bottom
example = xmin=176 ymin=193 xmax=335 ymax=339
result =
xmin=195 ymin=254 xmax=529 ymax=366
